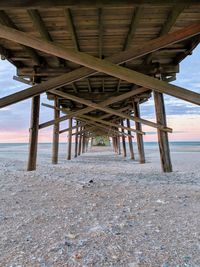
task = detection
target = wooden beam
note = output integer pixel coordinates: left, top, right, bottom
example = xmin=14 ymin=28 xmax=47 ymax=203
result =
xmin=0 ymin=1 xmax=197 ymax=9
xmin=123 ymin=7 xmax=143 ymax=50
xmin=18 ymin=64 xmax=179 ymax=77
xmin=132 ymin=101 xmax=145 ymax=163
xmin=78 ymin=116 xmax=134 ymax=138
xmin=80 ymin=114 xmax=144 ymax=135
xmin=146 ymin=4 xmax=187 ymax=64
xmin=51 ymin=90 xmax=172 ymax=132
xmin=154 ymin=91 xmax=172 ymax=172
xmin=98 ymin=8 xmax=103 ymax=59
xmin=0 ymin=10 xmax=41 ymax=65
xmin=71 ymin=82 xmax=78 ymax=93
xmin=67 ymin=118 xmax=72 ymax=160
xmin=126 ymin=119 xmax=135 ymax=159
xmin=39 ymin=87 xmax=149 ymax=129
xmin=1 ymin=23 xmax=200 ymax=108
xmin=27 ymin=95 xmax=40 ymax=171
xmin=52 ymin=97 xmax=60 ymax=164
xmin=64 ymin=8 xmax=80 ymax=51
xmin=27 ymin=9 xmax=61 ymax=66
xmin=0 ymin=24 xmax=199 ymax=105
xmin=174 ymin=35 xmax=200 ymax=64
xmin=13 ymin=76 xmax=32 ymax=85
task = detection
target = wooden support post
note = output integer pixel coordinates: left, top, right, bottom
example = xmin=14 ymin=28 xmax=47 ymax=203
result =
xmin=27 ymin=95 xmax=40 ymax=171
xmin=78 ymin=127 xmax=82 ymax=156
xmin=82 ymin=129 xmax=86 ymax=153
xmin=113 ymin=136 xmax=117 ymax=153
xmin=67 ymin=118 xmax=72 ymax=160
xmin=132 ymin=102 xmax=145 ymax=163
xmin=154 ymin=91 xmax=172 ymax=172
xmin=117 ymin=133 xmax=121 ymax=155
xmin=52 ymin=96 xmax=60 ymax=164
xmin=74 ymin=121 xmax=79 ymax=158
xmin=91 ymin=137 xmax=94 ymax=147
xmin=126 ymin=119 xmax=135 ymax=159
xmin=121 ymin=120 xmax=127 ymax=157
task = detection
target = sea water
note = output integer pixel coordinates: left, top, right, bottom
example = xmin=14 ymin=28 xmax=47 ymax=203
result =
xmin=0 ymin=142 xmax=199 ymax=162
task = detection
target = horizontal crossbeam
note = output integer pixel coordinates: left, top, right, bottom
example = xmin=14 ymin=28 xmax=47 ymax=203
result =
xmin=0 ymin=23 xmax=200 ymax=108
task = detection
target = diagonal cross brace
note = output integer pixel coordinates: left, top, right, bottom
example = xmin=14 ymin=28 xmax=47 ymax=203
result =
xmin=51 ymin=89 xmax=172 ymax=132
xmin=39 ymin=87 xmax=150 ymax=129
xmin=0 ymin=23 xmax=200 ymax=108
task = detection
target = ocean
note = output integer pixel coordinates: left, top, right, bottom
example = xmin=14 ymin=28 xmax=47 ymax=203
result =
xmin=0 ymin=141 xmax=200 ymax=161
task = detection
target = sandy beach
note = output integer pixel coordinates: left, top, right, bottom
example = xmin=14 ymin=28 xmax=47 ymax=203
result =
xmin=0 ymin=144 xmax=200 ymax=267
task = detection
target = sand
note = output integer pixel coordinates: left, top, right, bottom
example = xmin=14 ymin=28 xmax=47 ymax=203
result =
xmin=0 ymin=145 xmax=200 ymax=267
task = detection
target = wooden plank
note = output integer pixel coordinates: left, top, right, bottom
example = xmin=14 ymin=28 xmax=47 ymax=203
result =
xmin=51 ymin=90 xmax=173 ymax=132
xmin=0 ymin=0 xmax=197 ymax=9
xmin=67 ymin=118 xmax=72 ymax=160
xmin=132 ymin=101 xmax=145 ymax=163
xmin=27 ymin=95 xmax=40 ymax=171
xmin=126 ymin=119 xmax=135 ymax=159
xmin=1 ymin=23 xmax=200 ymax=108
xmin=154 ymin=91 xmax=172 ymax=172
xmin=52 ymin=96 xmax=60 ymax=164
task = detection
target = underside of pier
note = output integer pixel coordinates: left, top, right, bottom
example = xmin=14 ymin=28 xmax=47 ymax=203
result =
xmin=0 ymin=0 xmax=199 ymax=171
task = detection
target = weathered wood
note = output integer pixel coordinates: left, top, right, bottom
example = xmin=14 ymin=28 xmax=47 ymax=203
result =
xmin=39 ymin=87 xmax=149 ymax=129
xmin=78 ymin=127 xmax=82 ymax=156
xmin=132 ymin=102 xmax=145 ymax=164
xmin=82 ymin=129 xmax=86 ymax=153
xmin=27 ymin=9 xmax=61 ymax=66
xmin=67 ymin=118 xmax=72 ymax=160
xmin=52 ymin=96 xmax=60 ymax=164
xmin=154 ymin=91 xmax=172 ymax=172
xmin=79 ymin=115 xmax=134 ymax=138
xmin=117 ymin=134 xmax=121 ymax=155
xmin=123 ymin=7 xmax=143 ymax=50
xmin=80 ymin=114 xmax=144 ymax=135
xmin=146 ymin=4 xmax=187 ymax=64
xmin=64 ymin=8 xmax=80 ymax=51
xmin=0 ymin=24 xmax=199 ymax=105
xmin=1 ymin=23 xmax=200 ymax=108
xmin=98 ymin=8 xmax=103 ymax=59
xmin=52 ymin=90 xmax=172 ymax=132
xmin=121 ymin=120 xmax=127 ymax=157
xmin=126 ymin=119 xmax=135 ymax=159
xmin=0 ymin=0 xmax=197 ymax=9
xmin=27 ymin=95 xmax=40 ymax=171
xmin=0 ymin=10 xmax=41 ymax=65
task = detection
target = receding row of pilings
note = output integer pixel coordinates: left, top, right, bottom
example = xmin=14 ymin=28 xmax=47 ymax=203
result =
xmin=27 ymin=91 xmax=172 ymax=173
xmin=111 ymin=119 xmax=145 ymax=164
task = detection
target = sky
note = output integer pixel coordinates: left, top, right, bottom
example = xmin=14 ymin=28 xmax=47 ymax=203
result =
xmin=0 ymin=45 xmax=200 ymax=143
